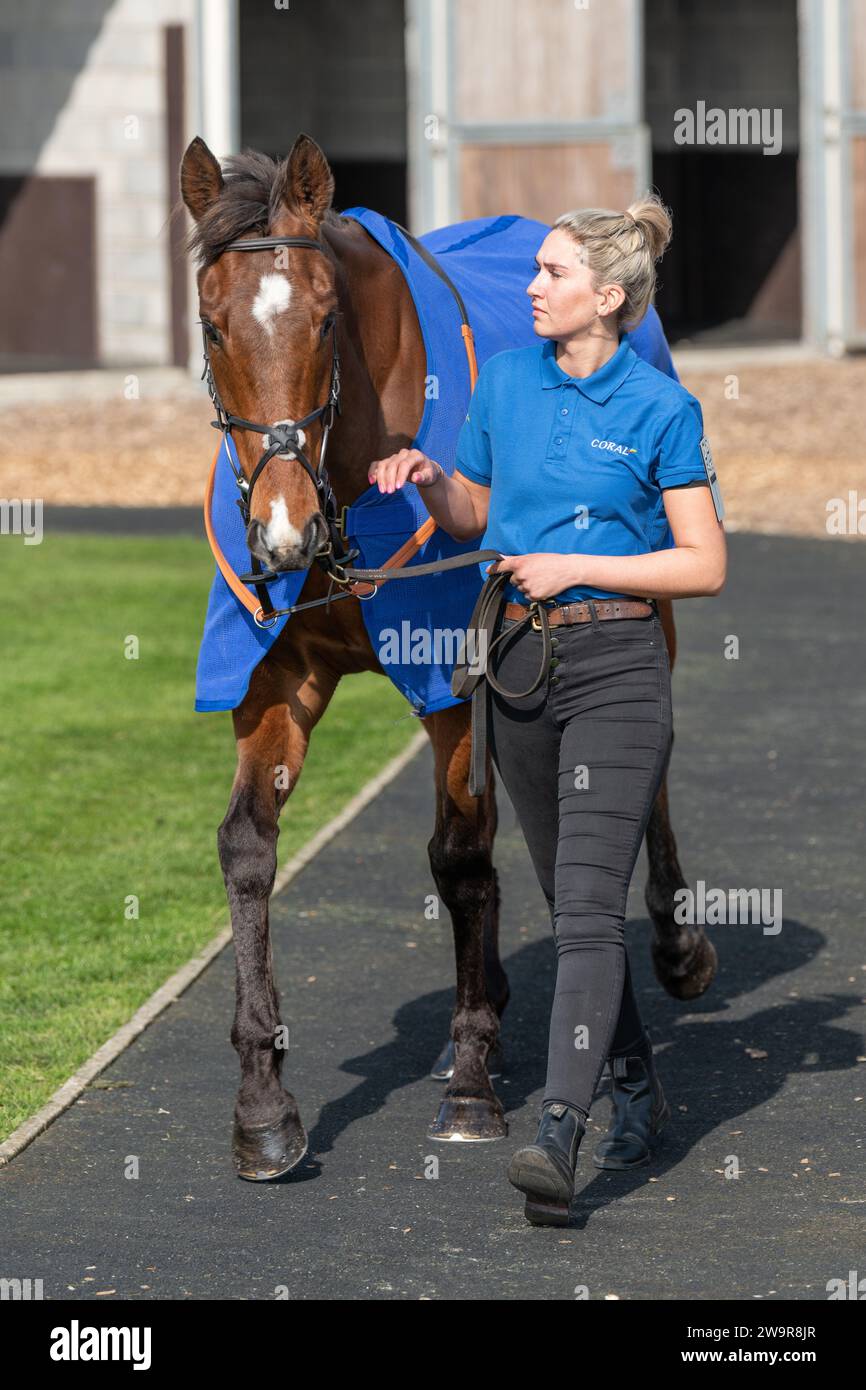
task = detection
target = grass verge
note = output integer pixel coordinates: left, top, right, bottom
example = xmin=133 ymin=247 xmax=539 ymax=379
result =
xmin=0 ymin=533 xmax=420 ymax=1139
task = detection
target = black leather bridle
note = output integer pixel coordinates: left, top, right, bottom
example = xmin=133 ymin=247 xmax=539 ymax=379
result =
xmin=198 ymin=221 xmax=511 ymax=674
xmin=200 ymin=233 xmax=359 ymax=619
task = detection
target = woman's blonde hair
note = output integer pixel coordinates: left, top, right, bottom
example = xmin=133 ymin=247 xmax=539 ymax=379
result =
xmin=552 ymin=192 xmax=672 ymax=331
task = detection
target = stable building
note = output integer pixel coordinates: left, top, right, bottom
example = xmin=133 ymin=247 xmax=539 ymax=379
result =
xmin=0 ymin=0 xmax=864 ymax=370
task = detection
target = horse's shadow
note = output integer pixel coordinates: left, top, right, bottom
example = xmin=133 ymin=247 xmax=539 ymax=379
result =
xmin=300 ymin=913 xmax=863 ymax=1219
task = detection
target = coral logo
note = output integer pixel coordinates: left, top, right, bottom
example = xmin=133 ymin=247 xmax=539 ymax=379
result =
xmin=591 ymin=439 xmax=637 ymax=455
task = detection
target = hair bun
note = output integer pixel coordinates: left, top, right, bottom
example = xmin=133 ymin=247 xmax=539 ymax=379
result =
xmin=625 ymin=194 xmax=672 ymax=260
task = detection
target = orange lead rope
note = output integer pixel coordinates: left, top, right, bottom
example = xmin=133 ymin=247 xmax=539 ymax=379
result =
xmin=461 ymin=323 xmax=479 ymax=389
xmin=203 ymin=438 xmax=260 ymax=620
xmin=202 ymin=325 xmax=479 ymax=615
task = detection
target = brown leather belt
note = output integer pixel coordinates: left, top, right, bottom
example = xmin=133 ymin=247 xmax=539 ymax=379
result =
xmin=452 ymin=571 xmax=660 ymax=797
xmin=504 ymin=597 xmax=655 ymax=629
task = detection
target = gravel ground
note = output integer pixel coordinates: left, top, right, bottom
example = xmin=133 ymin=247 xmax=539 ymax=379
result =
xmin=1 ymin=359 xmax=864 ymax=539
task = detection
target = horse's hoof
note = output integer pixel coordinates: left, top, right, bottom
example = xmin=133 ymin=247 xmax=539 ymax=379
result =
xmin=652 ymin=928 xmax=717 ymax=1001
xmin=232 ymin=1103 xmax=308 ymax=1181
xmin=428 ymin=1095 xmax=507 ymax=1142
xmin=429 ymin=1038 xmax=504 ymax=1081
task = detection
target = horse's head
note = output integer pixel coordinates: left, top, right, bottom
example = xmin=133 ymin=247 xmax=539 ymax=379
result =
xmin=182 ymin=133 xmax=340 ymax=572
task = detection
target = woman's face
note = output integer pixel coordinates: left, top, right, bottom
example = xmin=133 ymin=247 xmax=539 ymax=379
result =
xmin=527 ymin=228 xmax=623 ymax=338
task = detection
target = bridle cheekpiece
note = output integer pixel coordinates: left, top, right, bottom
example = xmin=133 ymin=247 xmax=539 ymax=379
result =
xmin=199 ymin=233 xmax=363 ymax=621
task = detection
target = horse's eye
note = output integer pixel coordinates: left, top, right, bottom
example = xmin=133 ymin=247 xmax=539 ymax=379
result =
xmin=200 ymin=319 xmax=221 ymax=345
xmin=320 ymin=313 xmax=335 ymax=341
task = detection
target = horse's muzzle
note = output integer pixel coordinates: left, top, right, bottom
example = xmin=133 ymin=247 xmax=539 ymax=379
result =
xmin=245 ymin=510 xmax=329 ymax=572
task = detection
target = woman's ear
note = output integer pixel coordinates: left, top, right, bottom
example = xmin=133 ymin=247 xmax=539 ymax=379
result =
xmin=596 ymin=282 xmax=626 ymax=321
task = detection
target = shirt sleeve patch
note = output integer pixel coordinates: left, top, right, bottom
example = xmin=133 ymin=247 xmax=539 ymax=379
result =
xmin=699 ymin=436 xmax=725 ymax=520
xmin=653 ymin=397 xmax=722 ymax=520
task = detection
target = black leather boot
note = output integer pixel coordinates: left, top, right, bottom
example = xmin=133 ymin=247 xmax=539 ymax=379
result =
xmin=592 ymin=1028 xmax=670 ymax=1170
xmin=507 ymin=1102 xmax=586 ymax=1226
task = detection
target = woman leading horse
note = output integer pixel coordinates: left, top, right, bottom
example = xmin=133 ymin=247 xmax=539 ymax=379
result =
xmin=183 ymin=131 xmax=717 ymax=1185
xmin=369 ymin=196 xmax=727 ymax=1224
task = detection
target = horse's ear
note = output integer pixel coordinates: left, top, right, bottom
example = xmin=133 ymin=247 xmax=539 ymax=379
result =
xmin=276 ymin=133 xmax=334 ymax=228
xmin=180 ymin=136 xmax=224 ymax=221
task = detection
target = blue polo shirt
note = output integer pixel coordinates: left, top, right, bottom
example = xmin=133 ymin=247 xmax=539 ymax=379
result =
xmin=453 ymin=334 xmax=711 ymax=605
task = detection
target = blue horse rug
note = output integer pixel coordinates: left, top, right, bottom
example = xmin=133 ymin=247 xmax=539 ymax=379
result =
xmin=195 ymin=208 xmax=679 ymax=715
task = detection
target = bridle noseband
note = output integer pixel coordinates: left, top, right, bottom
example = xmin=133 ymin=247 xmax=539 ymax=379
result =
xmin=200 ymin=233 xmax=357 ymax=618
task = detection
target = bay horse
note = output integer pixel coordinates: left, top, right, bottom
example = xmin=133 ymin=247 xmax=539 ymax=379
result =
xmin=180 ymin=132 xmax=716 ymax=1181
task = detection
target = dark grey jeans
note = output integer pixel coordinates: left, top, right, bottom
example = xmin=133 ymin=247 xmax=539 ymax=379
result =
xmin=486 ymin=600 xmax=673 ymax=1120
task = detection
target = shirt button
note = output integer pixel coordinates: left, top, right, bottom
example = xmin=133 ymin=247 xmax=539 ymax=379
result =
xmin=560 ymin=407 xmax=568 ymax=415
xmin=555 ymin=438 xmax=563 ymax=445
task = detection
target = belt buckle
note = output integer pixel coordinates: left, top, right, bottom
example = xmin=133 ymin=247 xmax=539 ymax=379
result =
xmin=530 ymin=601 xmax=547 ymax=632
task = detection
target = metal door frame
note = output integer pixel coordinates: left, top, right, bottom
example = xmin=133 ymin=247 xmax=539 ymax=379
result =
xmin=802 ymin=0 xmax=866 ymax=352
xmin=407 ymin=0 xmax=650 ymax=234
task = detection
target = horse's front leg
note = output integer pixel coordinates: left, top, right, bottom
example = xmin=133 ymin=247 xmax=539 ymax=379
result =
xmin=218 ymin=654 xmax=338 ymax=1180
xmin=422 ymin=705 xmax=508 ymax=1142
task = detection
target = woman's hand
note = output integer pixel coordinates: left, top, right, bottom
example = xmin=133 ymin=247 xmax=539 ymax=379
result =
xmin=487 ymin=553 xmax=582 ymax=601
xmin=368 ymin=448 xmax=443 ymax=492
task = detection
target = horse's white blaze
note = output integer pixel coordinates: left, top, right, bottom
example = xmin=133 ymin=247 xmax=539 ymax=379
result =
xmin=264 ymin=495 xmax=304 ymax=552
xmin=252 ymin=273 xmax=291 ymax=334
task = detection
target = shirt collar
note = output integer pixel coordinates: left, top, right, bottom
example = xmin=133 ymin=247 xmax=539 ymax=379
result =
xmin=539 ymin=334 xmax=637 ymax=403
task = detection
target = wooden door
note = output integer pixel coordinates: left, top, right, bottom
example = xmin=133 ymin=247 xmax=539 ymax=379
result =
xmin=408 ymin=0 xmax=648 ymax=230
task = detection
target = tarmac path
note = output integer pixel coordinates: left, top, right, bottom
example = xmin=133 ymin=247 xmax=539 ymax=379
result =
xmin=1 ymin=532 xmax=863 ymax=1300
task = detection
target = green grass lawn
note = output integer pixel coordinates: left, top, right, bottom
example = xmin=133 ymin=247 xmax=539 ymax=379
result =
xmin=0 ymin=533 xmax=421 ymax=1140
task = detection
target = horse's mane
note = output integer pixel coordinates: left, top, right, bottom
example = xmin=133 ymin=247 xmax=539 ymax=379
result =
xmin=186 ymin=148 xmax=350 ymax=268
